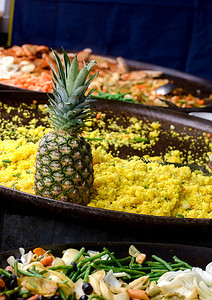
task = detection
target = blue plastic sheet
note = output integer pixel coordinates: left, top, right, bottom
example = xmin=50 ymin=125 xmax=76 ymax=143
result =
xmin=11 ymin=0 xmax=212 ymax=80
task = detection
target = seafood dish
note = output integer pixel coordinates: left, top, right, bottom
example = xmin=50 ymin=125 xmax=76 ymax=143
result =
xmin=0 ymin=45 xmax=212 ymax=109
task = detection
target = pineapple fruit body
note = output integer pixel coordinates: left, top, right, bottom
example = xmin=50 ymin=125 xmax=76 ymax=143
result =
xmin=34 ymin=49 xmax=98 ymax=204
xmin=34 ymin=130 xmax=93 ymax=204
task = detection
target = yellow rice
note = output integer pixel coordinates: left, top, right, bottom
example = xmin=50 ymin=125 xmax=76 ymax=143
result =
xmin=0 ymin=138 xmax=211 ymax=219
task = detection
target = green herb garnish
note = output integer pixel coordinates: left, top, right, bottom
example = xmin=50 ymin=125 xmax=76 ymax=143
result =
xmin=133 ymin=138 xmax=149 ymax=143
xmin=2 ymin=159 xmax=12 ymax=163
xmin=176 ymin=213 xmax=185 ymax=218
xmin=85 ymin=137 xmax=103 ymax=141
xmin=92 ymin=91 xmax=137 ymax=103
xmin=13 ymin=173 xmax=21 ymax=178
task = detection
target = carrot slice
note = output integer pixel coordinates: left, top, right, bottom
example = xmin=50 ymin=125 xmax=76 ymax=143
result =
xmin=33 ymin=247 xmax=46 ymax=256
xmin=128 ymin=289 xmax=149 ymax=300
xmin=40 ymin=255 xmax=53 ymax=266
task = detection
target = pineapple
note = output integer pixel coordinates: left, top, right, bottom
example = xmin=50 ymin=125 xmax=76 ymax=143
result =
xmin=34 ymin=49 xmax=98 ymax=204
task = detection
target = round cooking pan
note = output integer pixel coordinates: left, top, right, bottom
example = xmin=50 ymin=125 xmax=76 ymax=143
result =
xmin=0 ymin=91 xmax=211 ymax=240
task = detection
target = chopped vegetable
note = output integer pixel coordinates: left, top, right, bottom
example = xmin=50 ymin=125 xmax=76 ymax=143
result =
xmin=1 ymin=245 xmax=211 ymax=300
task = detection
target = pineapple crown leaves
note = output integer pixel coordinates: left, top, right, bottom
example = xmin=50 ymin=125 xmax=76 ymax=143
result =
xmin=48 ymin=48 xmax=98 ymax=133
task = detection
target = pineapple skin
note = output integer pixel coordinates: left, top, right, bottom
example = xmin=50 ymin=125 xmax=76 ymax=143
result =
xmin=34 ymin=130 xmax=94 ymax=205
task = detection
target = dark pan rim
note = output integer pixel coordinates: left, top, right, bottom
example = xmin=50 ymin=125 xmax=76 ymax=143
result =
xmin=0 ymin=89 xmax=212 ymax=113
xmin=1 ymin=185 xmax=212 ymax=229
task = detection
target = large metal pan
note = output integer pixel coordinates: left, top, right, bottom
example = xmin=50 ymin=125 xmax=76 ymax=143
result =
xmin=0 ymin=91 xmax=211 ymax=238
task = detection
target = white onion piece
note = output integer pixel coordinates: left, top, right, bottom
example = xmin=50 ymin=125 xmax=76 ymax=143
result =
xmin=19 ymin=247 xmax=25 ymax=256
xmin=193 ymin=267 xmax=212 ymax=286
xmin=7 ymin=255 xmax=15 ymax=267
xmin=104 ymin=270 xmax=122 ymax=288
xmin=206 ymin=262 xmax=212 ymax=274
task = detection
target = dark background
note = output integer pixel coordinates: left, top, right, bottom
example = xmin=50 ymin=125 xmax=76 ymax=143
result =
xmin=11 ymin=0 xmax=212 ymax=80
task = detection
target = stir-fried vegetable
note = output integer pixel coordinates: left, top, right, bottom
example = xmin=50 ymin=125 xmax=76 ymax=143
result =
xmin=1 ymin=245 xmax=210 ymax=300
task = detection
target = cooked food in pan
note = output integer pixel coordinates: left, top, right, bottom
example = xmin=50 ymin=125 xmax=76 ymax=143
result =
xmin=1 ymin=245 xmax=212 ymax=300
xmin=0 ymin=45 xmax=211 ymax=108
xmin=0 ymin=49 xmax=211 ymax=219
xmin=0 ymin=44 xmax=53 ymax=92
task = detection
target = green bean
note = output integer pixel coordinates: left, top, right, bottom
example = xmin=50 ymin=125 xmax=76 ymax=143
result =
xmin=83 ymin=263 xmax=92 ymax=283
xmin=129 ymin=256 xmax=135 ymax=268
xmin=171 ymin=263 xmax=185 ymax=267
xmin=118 ymin=256 xmax=131 ymax=263
xmin=92 ymin=260 xmax=114 ymax=265
xmin=27 ymin=266 xmax=47 ymax=277
xmin=149 ymin=277 xmax=160 ymax=282
xmin=0 ymin=268 xmax=12 ymax=277
xmin=61 ymin=280 xmax=68 ymax=285
xmin=70 ymin=269 xmax=81 ymax=282
xmin=131 ymin=265 xmax=165 ymax=270
xmin=103 ymin=248 xmax=122 ymax=267
xmin=73 ymin=247 xmax=87 ymax=262
xmin=96 ymin=265 xmax=146 ymax=275
xmin=18 ymin=269 xmax=44 ymax=278
xmin=122 ymin=273 xmax=132 ymax=280
xmin=75 ymin=270 xmax=87 ymax=282
xmin=148 ymin=271 xmax=167 ymax=277
xmin=173 ymin=256 xmax=192 ymax=269
xmin=128 ymin=274 xmax=146 ymax=279
xmin=123 ymin=274 xmax=146 ymax=281
xmin=58 ymin=287 xmax=67 ymax=300
xmin=149 ymin=269 xmax=168 ymax=273
xmin=77 ymin=250 xmax=108 ymax=268
xmin=37 ymin=250 xmax=51 ymax=261
xmin=26 ymin=268 xmax=45 ymax=277
xmin=1 ymin=286 xmax=20 ymax=296
xmin=146 ymin=261 xmax=163 ymax=266
xmin=70 ymin=264 xmax=88 ymax=282
xmin=49 ymin=265 xmax=75 ymax=271
xmin=151 ymin=255 xmax=174 ymax=271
